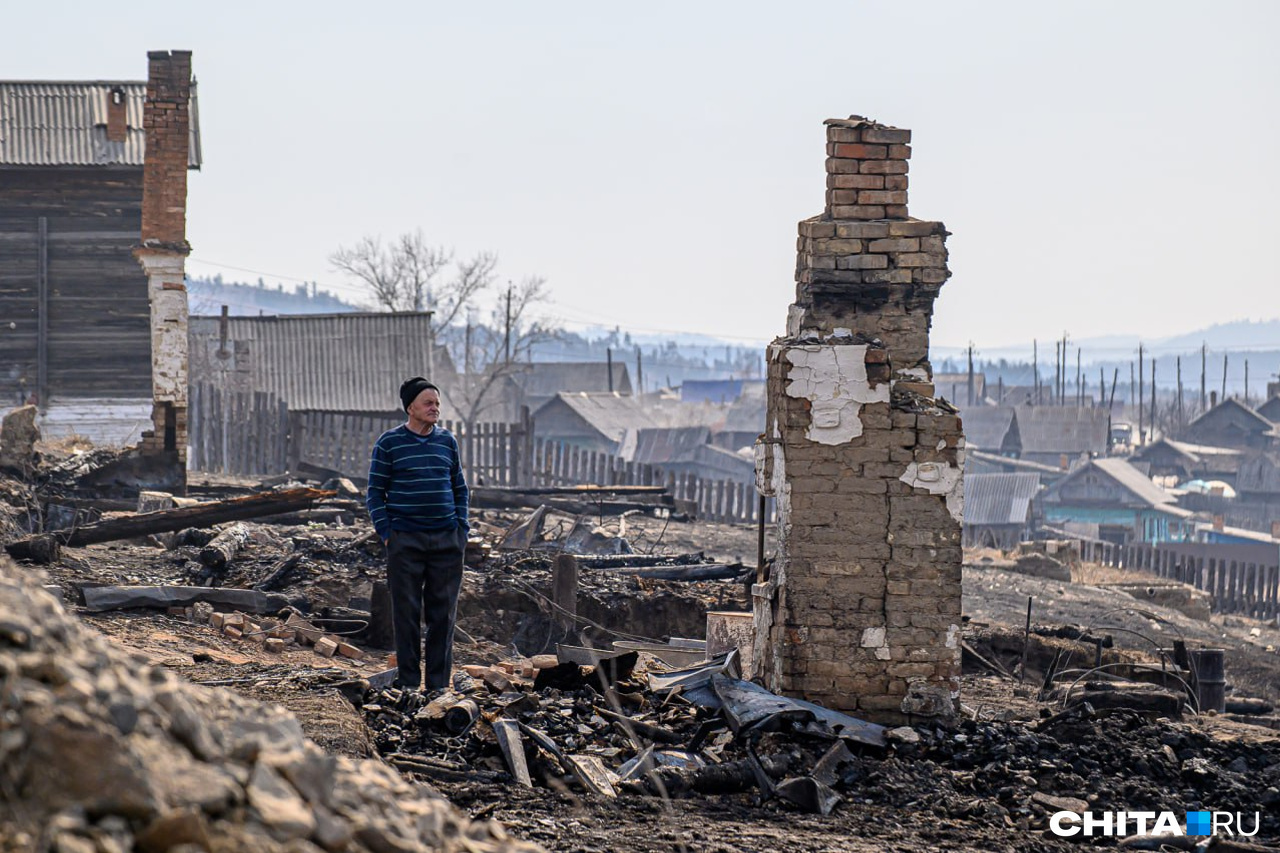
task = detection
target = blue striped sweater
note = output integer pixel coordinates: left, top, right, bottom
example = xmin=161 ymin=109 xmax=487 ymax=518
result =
xmin=366 ymin=424 xmax=469 ymax=542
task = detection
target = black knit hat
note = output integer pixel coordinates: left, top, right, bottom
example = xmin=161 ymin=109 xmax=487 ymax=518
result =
xmin=399 ymin=377 xmax=437 ymax=412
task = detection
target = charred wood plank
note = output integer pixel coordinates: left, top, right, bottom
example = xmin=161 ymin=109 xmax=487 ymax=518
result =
xmin=5 ymin=488 xmax=333 ymax=558
xmin=199 ymin=522 xmax=253 ymax=569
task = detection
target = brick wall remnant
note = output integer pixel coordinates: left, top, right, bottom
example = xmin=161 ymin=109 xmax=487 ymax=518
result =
xmin=753 ymin=116 xmax=964 ymax=724
xmin=134 ymin=50 xmax=193 ymax=470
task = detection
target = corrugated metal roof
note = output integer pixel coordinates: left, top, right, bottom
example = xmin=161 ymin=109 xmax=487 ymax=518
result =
xmin=961 ymin=406 xmax=1016 ymax=451
xmin=0 ymin=81 xmax=201 ymax=167
xmin=1014 ymin=406 xmax=1110 ymax=455
xmin=536 ymin=392 xmax=656 ymax=442
xmin=1090 ymin=458 xmax=1181 ymax=509
xmin=964 ymin=473 xmax=1040 ymax=526
xmin=510 ymin=362 xmax=631 ymax=398
xmin=189 ymin=312 xmax=439 ymax=412
xmin=621 ymin=426 xmax=712 ymax=464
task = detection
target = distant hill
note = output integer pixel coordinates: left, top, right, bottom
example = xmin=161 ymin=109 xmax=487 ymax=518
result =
xmin=186 ymin=275 xmax=362 ymax=316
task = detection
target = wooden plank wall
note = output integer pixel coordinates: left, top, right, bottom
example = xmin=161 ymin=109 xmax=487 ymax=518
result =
xmin=0 ymin=169 xmax=151 ymax=405
xmin=1080 ymin=537 xmax=1280 ymax=619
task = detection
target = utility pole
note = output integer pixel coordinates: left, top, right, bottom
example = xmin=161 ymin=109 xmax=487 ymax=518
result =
xmin=1245 ymin=359 xmax=1250 ymax=404
xmin=503 ymin=282 xmax=513 ymax=365
xmin=1137 ymin=344 xmax=1144 ymax=446
xmin=635 ymin=347 xmax=643 ymax=395
xmin=1061 ymin=333 xmax=1069 ymax=405
xmin=966 ymin=342 xmax=975 ymax=407
xmin=1177 ymin=356 xmax=1184 ymax=430
xmin=1200 ymin=343 xmax=1207 ymax=414
xmin=606 ymin=349 xmax=614 ymax=393
xmin=1222 ymin=354 xmax=1228 ymax=402
xmin=1033 ymin=339 xmax=1039 ymax=404
xmin=1150 ymin=358 xmax=1157 ymax=442
xmin=1075 ymin=348 xmax=1082 ymax=407
xmin=1054 ymin=341 xmax=1061 ymax=405
xmin=1099 ymin=367 xmax=1105 ymax=409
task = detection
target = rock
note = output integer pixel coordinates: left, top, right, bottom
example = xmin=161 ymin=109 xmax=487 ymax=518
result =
xmin=0 ymin=405 xmax=39 ymax=474
xmin=886 ymin=726 xmax=921 ymax=744
xmin=246 ymin=762 xmax=316 ymax=841
xmin=263 ymin=744 xmax=337 ymax=808
xmin=1032 ymin=792 xmax=1088 ymax=813
xmin=135 ymin=807 xmax=212 ymax=853
xmin=900 ymin=682 xmax=957 ymax=717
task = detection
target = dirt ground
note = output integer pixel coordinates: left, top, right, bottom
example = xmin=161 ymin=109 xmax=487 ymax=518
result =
xmin=32 ymin=501 xmax=1279 ymax=853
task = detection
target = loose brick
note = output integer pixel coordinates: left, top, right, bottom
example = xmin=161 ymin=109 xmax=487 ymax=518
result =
xmin=827 ymin=174 xmax=885 ymax=190
xmin=858 ymin=190 xmax=908 ymax=206
xmin=337 ymin=642 xmax=365 ymax=661
xmin=264 ymin=638 xmax=286 ymax=653
xmin=861 ymin=126 xmax=912 ymax=144
xmin=832 ymin=142 xmax=888 ymax=159
xmin=830 ymin=204 xmax=886 ymax=219
xmin=869 ymin=238 xmax=919 ymax=253
xmin=860 ymin=159 xmax=909 ymax=175
xmin=314 ymin=636 xmax=339 ymax=658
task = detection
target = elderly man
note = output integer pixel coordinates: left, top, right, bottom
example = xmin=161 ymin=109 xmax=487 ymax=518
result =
xmin=366 ymin=377 xmax=469 ymax=692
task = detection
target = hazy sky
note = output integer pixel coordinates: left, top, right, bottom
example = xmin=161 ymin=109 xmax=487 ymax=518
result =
xmin=8 ymin=1 xmax=1278 ymax=349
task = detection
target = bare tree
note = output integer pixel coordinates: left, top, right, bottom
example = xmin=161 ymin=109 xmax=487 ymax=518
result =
xmin=329 ymin=231 xmax=496 ymax=324
xmin=450 ymin=275 xmax=557 ymax=432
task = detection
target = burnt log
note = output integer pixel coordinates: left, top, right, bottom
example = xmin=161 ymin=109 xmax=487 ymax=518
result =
xmin=4 ymin=488 xmax=334 ymax=562
xmin=199 ymin=523 xmax=253 ymax=569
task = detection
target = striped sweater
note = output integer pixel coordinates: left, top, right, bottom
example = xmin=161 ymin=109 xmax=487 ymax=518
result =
xmin=366 ymin=424 xmax=469 ymax=542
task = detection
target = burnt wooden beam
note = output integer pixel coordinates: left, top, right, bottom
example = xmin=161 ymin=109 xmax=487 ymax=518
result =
xmin=4 ymin=488 xmax=334 ymax=561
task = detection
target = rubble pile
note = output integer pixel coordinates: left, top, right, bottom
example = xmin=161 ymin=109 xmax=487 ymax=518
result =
xmin=0 ymin=556 xmax=540 ymax=853
xmin=358 ymin=652 xmax=1280 ymax=842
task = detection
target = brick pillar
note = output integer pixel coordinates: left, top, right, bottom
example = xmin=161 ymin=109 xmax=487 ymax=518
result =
xmin=753 ymin=117 xmax=963 ymax=724
xmin=133 ymin=50 xmax=193 ymax=474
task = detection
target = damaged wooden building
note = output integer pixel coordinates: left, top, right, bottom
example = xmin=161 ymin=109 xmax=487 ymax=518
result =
xmin=0 ymin=54 xmax=201 ymax=451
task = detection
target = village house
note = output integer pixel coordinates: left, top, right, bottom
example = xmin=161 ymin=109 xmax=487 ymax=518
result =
xmin=960 ymin=406 xmax=1021 ymax=457
xmin=1180 ymin=397 xmax=1278 ymax=451
xmin=619 ymin=425 xmax=754 ymax=483
xmin=0 ymin=61 xmax=201 ymax=445
xmin=1014 ymin=405 xmax=1111 ymax=468
xmin=482 ymin=361 xmax=632 ymax=422
xmin=1129 ymin=437 xmax=1244 ymax=486
xmin=532 ymin=391 xmax=655 ymax=455
xmin=1040 ymin=456 xmax=1193 ymax=544
xmin=962 ymin=472 xmax=1040 ymax=549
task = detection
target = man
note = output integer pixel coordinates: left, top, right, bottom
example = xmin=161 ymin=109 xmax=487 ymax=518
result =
xmin=366 ymin=377 xmax=469 ymax=692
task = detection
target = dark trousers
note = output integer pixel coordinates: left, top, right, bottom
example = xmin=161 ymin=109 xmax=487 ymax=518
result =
xmin=386 ymin=527 xmax=465 ymax=690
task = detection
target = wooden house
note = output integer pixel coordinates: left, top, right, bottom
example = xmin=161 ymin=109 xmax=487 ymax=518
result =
xmin=1014 ymin=406 xmax=1110 ymax=468
xmin=1041 ymin=457 xmax=1193 ymax=544
xmin=532 ymin=392 xmax=655 ymax=454
xmin=0 ymin=75 xmax=201 ymax=443
xmin=962 ymin=473 xmax=1040 ymax=549
xmin=960 ymin=406 xmax=1021 ymax=457
xmin=1181 ymin=398 xmax=1277 ymax=451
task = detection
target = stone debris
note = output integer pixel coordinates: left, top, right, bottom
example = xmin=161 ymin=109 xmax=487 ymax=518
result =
xmin=0 ymin=556 xmax=541 ymax=853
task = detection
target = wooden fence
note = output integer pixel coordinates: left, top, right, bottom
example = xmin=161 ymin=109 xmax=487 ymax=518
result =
xmin=1080 ymin=537 xmax=1280 ymax=619
xmin=189 ymin=386 xmax=765 ymax=523
xmin=189 ymin=385 xmax=532 ymax=486
xmin=530 ymin=438 xmax=768 ymax=525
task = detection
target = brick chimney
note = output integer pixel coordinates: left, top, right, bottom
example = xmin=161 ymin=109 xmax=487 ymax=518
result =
xmin=105 ymin=86 xmax=128 ymax=143
xmin=133 ymin=50 xmax=193 ymax=478
xmin=753 ymin=117 xmax=963 ymax=723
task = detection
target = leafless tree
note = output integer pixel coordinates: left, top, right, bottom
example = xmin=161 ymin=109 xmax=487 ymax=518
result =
xmin=450 ymin=275 xmax=557 ymax=433
xmin=329 ymin=230 xmax=496 ymax=324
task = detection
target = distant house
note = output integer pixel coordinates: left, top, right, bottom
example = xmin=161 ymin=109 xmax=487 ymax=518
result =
xmin=1041 ymin=457 xmax=1193 ymax=544
xmin=188 ymin=312 xmax=456 ymax=413
xmin=1014 ymin=406 xmax=1111 ymax=468
xmin=1181 ymin=398 xmax=1277 ymax=451
xmin=1129 ymin=438 xmax=1244 ymax=485
xmin=960 ymin=407 xmax=1021 ymax=457
xmin=620 ymin=425 xmax=754 ymax=482
xmin=1256 ymin=396 xmax=1280 ymax=424
xmin=0 ymin=71 xmax=201 ymax=443
xmin=711 ymin=384 xmax=766 ymax=451
xmin=532 ymin=392 xmax=655 ymax=454
xmin=1236 ymin=454 xmax=1280 ymax=511
xmin=681 ymin=379 xmax=762 ymax=405
xmin=483 ymin=361 xmax=632 ymax=422
xmin=934 ymin=372 xmax=986 ymax=407
xmin=963 ymin=473 xmax=1040 ymax=549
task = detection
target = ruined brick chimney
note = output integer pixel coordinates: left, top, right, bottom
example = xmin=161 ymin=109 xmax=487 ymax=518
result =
xmin=752 ymin=117 xmax=963 ymax=723
xmin=133 ymin=50 xmax=193 ymax=476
